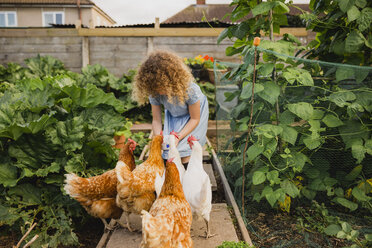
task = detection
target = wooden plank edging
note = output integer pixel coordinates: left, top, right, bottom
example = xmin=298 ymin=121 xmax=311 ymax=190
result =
xmin=206 ymin=138 xmax=253 ymax=246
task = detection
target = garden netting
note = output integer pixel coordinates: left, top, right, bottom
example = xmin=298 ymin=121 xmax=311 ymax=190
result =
xmin=212 ymin=48 xmax=372 ymax=248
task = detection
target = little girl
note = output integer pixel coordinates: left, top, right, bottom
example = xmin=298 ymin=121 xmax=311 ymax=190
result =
xmin=132 ymin=50 xmax=209 ymax=166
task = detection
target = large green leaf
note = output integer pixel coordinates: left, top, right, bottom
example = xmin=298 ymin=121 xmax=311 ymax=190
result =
xmin=345 ymin=165 xmax=363 ymax=181
xmin=339 ymin=121 xmax=369 ymax=149
xmin=217 ymin=28 xmax=229 ymax=44
xmin=322 ymin=114 xmax=344 ymax=127
xmin=252 ymin=171 xmax=266 ymax=185
xmin=46 ymin=117 xmax=85 ymax=152
xmin=258 ymin=63 xmax=275 ymax=76
xmin=0 ymin=157 xmax=18 ymax=187
xmin=266 ymin=170 xmax=280 ymax=184
xmin=8 ymin=135 xmax=58 ymax=170
xmin=352 ymin=187 xmax=370 ymax=201
xmin=280 ymin=179 xmax=300 ymax=198
xmin=287 ymin=102 xmax=314 ymax=120
xmin=355 ymin=92 xmax=372 ymax=112
xmin=257 ymin=81 xmax=280 ymax=105
xmin=351 ymin=139 xmax=366 ymax=163
xmin=0 ymin=204 xmax=21 ymax=226
xmin=335 ymin=67 xmax=355 ymax=82
xmin=355 ymin=0 xmax=367 ymax=8
xmin=279 ymin=110 xmax=295 ymax=125
xmin=334 ymin=197 xmax=358 ymax=211
xmin=252 ymin=1 xmax=276 ymax=16
xmin=282 ymin=68 xmax=314 ymax=86
xmin=280 ymin=125 xmax=298 ymax=145
xmin=291 ymin=152 xmax=308 ymax=172
xmin=62 ymin=84 xmax=125 ymax=113
xmin=247 ymin=143 xmax=265 ymax=161
xmin=338 ymin=0 xmax=355 ymax=12
xmin=25 ymin=55 xmax=66 ymax=78
xmin=328 ymin=91 xmax=356 ymax=107
xmin=240 ymin=81 xmax=264 ymax=99
xmin=357 ymin=7 xmax=372 ymax=32
xmin=273 ymin=1 xmax=290 ymax=14
xmin=303 ymin=135 xmax=321 ymax=150
xmin=347 ymin=6 xmax=360 ymax=22
xmin=345 ymin=30 xmax=365 ymax=53
xmin=8 ymin=183 xmax=42 ymax=205
xmin=325 ymin=224 xmax=342 ymax=236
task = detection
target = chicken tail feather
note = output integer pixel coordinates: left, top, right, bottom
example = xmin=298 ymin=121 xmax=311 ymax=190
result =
xmin=64 ymin=173 xmax=80 ymax=197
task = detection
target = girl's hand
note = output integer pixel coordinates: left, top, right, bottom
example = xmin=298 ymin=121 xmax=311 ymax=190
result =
xmin=170 ymin=131 xmax=180 ymax=147
xmin=174 ymin=136 xmax=180 ymax=147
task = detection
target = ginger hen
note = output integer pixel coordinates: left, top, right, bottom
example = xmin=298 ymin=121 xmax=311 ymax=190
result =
xmin=141 ymin=158 xmax=193 ymax=248
xmin=116 ymin=134 xmax=164 ymax=232
xmin=155 ymin=131 xmax=185 ymax=197
xmin=64 ymin=139 xmax=137 ymax=231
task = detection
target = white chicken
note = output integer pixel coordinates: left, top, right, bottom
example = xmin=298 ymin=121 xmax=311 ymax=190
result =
xmin=182 ymin=135 xmax=215 ymax=239
xmin=155 ymin=131 xmax=185 ymax=197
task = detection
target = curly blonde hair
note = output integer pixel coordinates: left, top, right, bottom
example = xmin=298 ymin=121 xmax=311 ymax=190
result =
xmin=132 ymin=50 xmax=193 ymax=105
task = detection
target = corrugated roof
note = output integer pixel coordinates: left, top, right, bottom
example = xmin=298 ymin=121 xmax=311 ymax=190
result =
xmin=163 ymin=4 xmax=310 ymax=24
xmin=0 ymin=0 xmax=93 ymax=4
xmin=96 ymin=21 xmax=232 ymax=28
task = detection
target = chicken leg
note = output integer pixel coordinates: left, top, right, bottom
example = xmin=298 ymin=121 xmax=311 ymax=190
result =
xmin=202 ymin=219 xmax=217 ymax=239
xmin=124 ymin=212 xmax=137 ymax=232
xmin=100 ymin=218 xmax=116 ymax=232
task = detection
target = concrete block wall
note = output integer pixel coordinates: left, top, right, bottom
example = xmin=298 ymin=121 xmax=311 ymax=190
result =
xmin=0 ymin=36 xmax=82 ymax=72
xmin=0 ymin=28 xmax=314 ymax=76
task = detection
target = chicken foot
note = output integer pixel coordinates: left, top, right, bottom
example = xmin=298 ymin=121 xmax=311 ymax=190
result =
xmin=200 ymin=219 xmax=216 ymax=239
xmin=100 ymin=218 xmax=116 ymax=232
xmin=123 ymin=212 xmax=137 ymax=232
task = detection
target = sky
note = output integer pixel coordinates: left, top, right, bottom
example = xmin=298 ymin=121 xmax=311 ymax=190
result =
xmin=93 ymin=0 xmax=310 ymax=26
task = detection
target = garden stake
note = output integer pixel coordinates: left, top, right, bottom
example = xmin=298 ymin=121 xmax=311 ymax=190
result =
xmin=241 ymin=37 xmax=260 ymax=215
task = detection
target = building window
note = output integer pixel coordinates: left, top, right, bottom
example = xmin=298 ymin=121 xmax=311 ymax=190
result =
xmin=0 ymin=12 xmax=17 ymax=27
xmin=43 ymin=12 xmax=64 ymax=27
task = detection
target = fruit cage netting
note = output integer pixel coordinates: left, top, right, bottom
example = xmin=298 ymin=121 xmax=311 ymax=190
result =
xmin=212 ymin=47 xmax=372 ymax=247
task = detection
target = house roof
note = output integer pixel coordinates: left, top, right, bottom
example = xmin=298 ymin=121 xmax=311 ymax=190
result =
xmin=0 ymin=0 xmax=94 ymax=4
xmin=163 ymin=4 xmax=310 ymax=24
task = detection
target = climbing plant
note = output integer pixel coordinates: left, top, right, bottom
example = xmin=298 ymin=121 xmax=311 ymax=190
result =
xmin=217 ymin=0 xmax=372 ymax=246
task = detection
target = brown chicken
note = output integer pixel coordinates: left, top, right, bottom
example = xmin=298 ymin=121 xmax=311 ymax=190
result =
xmin=140 ymin=158 xmax=193 ymax=248
xmin=116 ymin=134 xmax=164 ymax=232
xmin=64 ymin=139 xmax=137 ymax=231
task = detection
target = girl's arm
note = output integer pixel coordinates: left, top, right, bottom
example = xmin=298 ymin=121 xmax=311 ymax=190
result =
xmin=177 ymin=100 xmax=201 ymax=144
xmin=151 ymin=104 xmax=162 ymax=135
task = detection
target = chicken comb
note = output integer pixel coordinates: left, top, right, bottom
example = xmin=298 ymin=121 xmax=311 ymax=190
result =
xmin=127 ymin=138 xmax=137 ymax=147
xmin=170 ymin=131 xmax=180 ymax=139
xmin=160 ymin=130 xmax=163 ymax=136
xmin=167 ymin=157 xmax=174 ymax=163
xmin=187 ymin=135 xmax=199 ymax=143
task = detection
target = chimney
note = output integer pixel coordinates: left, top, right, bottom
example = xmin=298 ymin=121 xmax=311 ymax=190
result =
xmin=197 ymin=0 xmax=206 ymax=5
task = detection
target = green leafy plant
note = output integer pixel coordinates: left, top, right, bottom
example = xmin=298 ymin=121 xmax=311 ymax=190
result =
xmin=217 ymin=241 xmax=255 ymax=248
xmin=303 ymin=0 xmax=372 ymax=66
xmin=0 ymin=56 xmax=147 ymax=247
xmin=81 ymin=64 xmax=151 ymax=122
xmin=217 ymin=0 xmax=372 ymax=246
xmin=183 ymin=55 xmax=205 ymax=69
xmin=297 ymin=201 xmax=372 ymax=248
